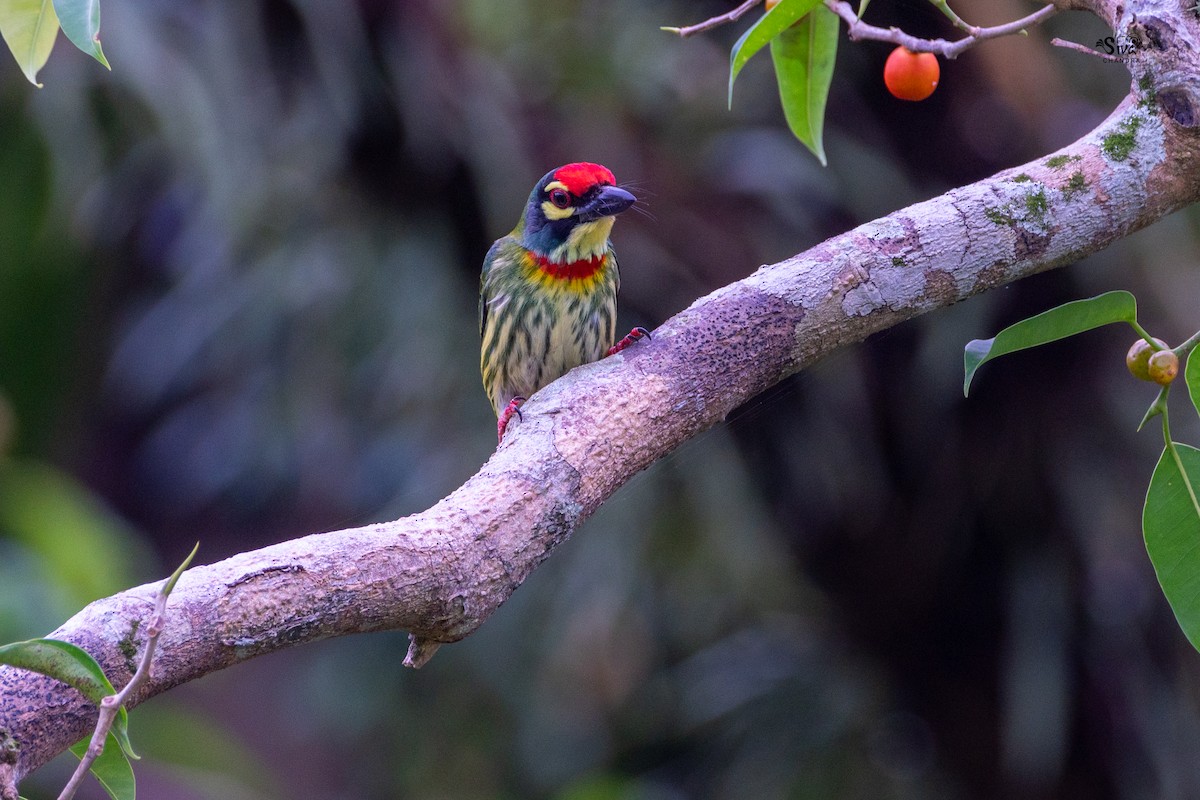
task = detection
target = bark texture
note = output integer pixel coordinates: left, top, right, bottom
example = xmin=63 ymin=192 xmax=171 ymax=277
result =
xmin=3 ymin=0 xmax=1200 ymax=793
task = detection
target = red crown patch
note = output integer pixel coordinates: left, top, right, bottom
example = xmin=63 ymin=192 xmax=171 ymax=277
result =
xmin=553 ymin=162 xmax=616 ymax=196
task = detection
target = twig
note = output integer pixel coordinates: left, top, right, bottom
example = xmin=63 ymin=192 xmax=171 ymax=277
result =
xmin=661 ymin=0 xmax=1058 ymax=56
xmin=1050 ymin=36 xmax=1128 ymax=63
xmin=825 ymin=0 xmax=1058 ymax=59
xmin=56 ymin=616 xmax=160 ymax=800
xmin=662 ymin=0 xmax=762 ymax=38
xmin=57 ymin=545 xmax=197 ymax=800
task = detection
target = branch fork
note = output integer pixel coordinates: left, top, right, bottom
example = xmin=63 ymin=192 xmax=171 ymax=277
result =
xmin=664 ymin=0 xmax=1059 ymax=60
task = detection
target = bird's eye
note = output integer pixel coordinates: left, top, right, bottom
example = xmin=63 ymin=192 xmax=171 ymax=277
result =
xmin=549 ymin=188 xmax=571 ymax=209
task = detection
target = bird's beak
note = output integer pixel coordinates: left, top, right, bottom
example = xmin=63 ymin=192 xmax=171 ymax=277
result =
xmin=579 ymin=185 xmax=636 ymax=221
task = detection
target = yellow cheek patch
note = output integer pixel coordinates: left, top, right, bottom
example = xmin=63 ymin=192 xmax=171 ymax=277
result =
xmin=541 ymin=200 xmax=575 ymax=220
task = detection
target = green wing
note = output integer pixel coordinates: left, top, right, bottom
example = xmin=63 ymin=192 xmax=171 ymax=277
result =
xmin=609 ymin=243 xmax=620 ymax=293
xmin=479 ymin=239 xmax=502 ymax=339
xmin=480 ymin=236 xmax=525 ymax=339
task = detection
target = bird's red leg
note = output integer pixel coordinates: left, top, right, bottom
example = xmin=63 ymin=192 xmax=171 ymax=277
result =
xmin=497 ymin=396 xmax=526 ymax=442
xmin=607 ymin=326 xmax=651 ymax=357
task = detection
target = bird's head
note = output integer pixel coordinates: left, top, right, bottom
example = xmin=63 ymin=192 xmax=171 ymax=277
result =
xmin=517 ymin=162 xmax=636 ymax=263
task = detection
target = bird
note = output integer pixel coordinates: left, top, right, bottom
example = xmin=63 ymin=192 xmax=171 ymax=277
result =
xmin=480 ymin=162 xmax=648 ymax=442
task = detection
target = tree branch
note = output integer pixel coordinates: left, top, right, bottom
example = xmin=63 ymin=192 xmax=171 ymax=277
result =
xmin=1051 ymin=36 xmax=1129 ymax=62
xmin=826 ymin=1 xmax=1058 ymax=59
xmin=661 ymin=0 xmax=762 ymax=38
xmin=662 ymin=0 xmax=1060 ymax=58
xmin=2 ymin=0 xmax=1199 ymax=793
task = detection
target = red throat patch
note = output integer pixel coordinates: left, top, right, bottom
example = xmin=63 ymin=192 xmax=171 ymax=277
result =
xmin=553 ymin=162 xmax=616 ymax=195
xmin=531 ymin=251 xmax=607 ymax=281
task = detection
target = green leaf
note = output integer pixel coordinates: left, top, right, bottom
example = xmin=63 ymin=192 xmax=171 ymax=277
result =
xmin=963 ymin=290 xmax=1138 ymax=396
xmin=71 ymin=733 xmax=136 ymax=800
xmin=769 ymin=5 xmax=839 ymax=165
xmin=728 ymin=0 xmax=823 ymax=109
xmin=51 ymin=0 xmax=108 ymax=68
xmin=857 ymin=0 xmax=871 ymax=17
xmin=0 ymin=637 xmax=117 ymax=700
xmin=1144 ymin=443 xmax=1200 ymax=651
xmin=1186 ymin=346 xmax=1200 ymax=421
xmin=0 ymin=638 xmax=136 ymax=758
xmin=0 ymin=0 xmax=59 ymax=86
xmin=163 ymin=541 xmax=199 ymax=596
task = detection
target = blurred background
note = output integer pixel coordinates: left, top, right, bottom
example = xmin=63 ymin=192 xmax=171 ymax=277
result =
xmin=2 ymin=0 xmax=1199 ymax=797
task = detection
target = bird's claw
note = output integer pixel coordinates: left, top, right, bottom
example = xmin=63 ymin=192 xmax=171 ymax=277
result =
xmin=607 ymin=326 xmax=651 ymax=357
xmin=497 ymin=396 xmax=526 ymax=443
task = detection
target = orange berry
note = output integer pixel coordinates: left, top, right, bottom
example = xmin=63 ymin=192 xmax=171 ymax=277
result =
xmin=765 ymin=0 xmax=781 ymax=9
xmin=884 ymin=46 xmax=940 ymax=101
xmin=1148 ymin=349 xmax=1179 ymax=385
xmin=1126 ymin=338 xmax=1169 ymax=381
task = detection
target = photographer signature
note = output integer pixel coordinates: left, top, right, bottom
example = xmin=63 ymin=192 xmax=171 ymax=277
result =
xmin=1095 ymin=35 xmax=1142 ymax=56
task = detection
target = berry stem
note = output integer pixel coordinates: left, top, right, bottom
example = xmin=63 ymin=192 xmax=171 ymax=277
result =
xmin=1128 ymin=320 xmax=1165 ymax=350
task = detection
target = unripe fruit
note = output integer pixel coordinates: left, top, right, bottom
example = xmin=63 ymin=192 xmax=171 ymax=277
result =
xmin=884 ymin=46 xmax=940 ymax=101
xmin=1148 ymin=349 xmax=1179 ymax=385
xmin=1126 ymin=337 xmax=1168 ymax=381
